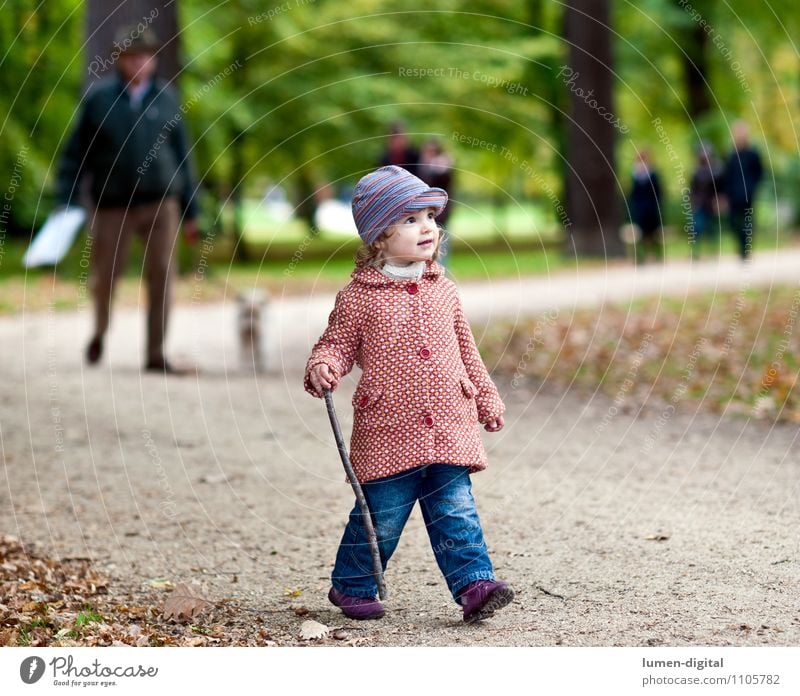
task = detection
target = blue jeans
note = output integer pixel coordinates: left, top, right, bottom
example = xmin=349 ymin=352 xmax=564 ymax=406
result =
xmin=331 ymin=464 xmax=495 ymax=602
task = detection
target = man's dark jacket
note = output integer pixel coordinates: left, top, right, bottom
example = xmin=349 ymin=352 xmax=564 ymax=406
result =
xmin=722 ymin=146 xmax=763 ymax=209
xmin=56 ymin=75 xmax=198 ymax=218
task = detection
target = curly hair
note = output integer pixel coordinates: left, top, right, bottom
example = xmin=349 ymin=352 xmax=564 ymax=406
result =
xmin=355 ymin=225 xmax=447 ymax=268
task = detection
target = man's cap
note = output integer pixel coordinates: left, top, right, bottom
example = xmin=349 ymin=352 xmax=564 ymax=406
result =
xmin=351 ymin=166 xmax=448 ymax=244
xmin=113 ymin=25 xmax=161 ymax=55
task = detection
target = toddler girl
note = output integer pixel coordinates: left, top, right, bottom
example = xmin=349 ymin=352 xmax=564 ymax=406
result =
xmin=304 ymin=165 xmax=513 ymax=623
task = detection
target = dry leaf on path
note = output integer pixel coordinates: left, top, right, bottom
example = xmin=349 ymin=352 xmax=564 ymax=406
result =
xmin=299 ymin=620 xmax=329 ymax=641
xmin=162 ymin=582 xmax=213 ymax=622
xmin=643 ymin=534 xmax=670 ymax=542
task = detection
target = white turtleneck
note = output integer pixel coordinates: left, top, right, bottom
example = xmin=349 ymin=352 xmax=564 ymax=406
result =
xmin=379 ymin=261 xmax=426 ymax=280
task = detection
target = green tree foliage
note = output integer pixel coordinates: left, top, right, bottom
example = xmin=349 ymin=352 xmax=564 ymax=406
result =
xmin=1 ymin=1 xmax=797 ymax=240
xmin=180 ymin=0 xmax=560 ymax=210
xmin=0 ymin=1 xmax=83 ymax=233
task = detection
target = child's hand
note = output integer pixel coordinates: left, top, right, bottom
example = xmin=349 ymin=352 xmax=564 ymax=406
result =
xmin=309 ymin=363 xmax=338 ymax=396
xmin=484 ymin=415 xmax=504 ymax=432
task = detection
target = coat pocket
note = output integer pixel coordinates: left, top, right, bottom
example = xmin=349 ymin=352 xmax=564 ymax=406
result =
xmin=352 ymin=383 xmax=385 ymax=411
xmin=460 ymin=377 xmax=478 ymax=399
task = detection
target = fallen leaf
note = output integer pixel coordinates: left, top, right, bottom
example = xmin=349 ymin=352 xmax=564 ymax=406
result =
xmin=199 ymin=473 xmax=229 ymax=485
xmin=161 ymin=583 xmax=213 ymax=622
xmin=149 ymin=578 xmax=174 ymax=591
xmin=644 ymin=534 xmax=670 ymax=542
xmin=283 ymin=587 xmax=303 ymax=597
xmin=299 ymin=620 xmax=329 ymax=641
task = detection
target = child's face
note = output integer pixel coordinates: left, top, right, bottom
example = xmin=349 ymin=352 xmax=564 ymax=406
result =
xmin=380 ymin=207 xmax=440 ymax=265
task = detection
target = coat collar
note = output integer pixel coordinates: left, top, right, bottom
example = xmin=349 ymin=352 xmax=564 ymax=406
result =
xmin=351 ymin=260 xmax=445 ymax=287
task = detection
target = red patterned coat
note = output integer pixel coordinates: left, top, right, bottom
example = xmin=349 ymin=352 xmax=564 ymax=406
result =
xmin=304 ymin=260 xmax=505 ymax=482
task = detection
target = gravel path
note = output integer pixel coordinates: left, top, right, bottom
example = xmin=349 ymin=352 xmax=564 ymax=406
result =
xmin=1 ymin=250 xmax=799 ymax=646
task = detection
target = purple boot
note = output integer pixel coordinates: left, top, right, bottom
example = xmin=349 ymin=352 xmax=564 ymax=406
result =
xmin=328 ymin=587 xmax=385 ymax=620
xmin=459 ymin=580 xmax=514 ymax=623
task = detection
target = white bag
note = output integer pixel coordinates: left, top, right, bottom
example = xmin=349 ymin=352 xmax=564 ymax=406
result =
xmin=23 ymin=207 xmax=86 ymax=268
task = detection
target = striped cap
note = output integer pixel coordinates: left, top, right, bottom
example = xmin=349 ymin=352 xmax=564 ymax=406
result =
xmin=352 ymin=166 xmax=448 ymax=244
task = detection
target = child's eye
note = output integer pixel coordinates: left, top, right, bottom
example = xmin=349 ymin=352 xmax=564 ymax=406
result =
xmin=404 ymin=216 xmax=416 ymax=223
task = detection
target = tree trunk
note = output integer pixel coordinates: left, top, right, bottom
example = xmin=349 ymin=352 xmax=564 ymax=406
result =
xmin=528 ymin=0 xmax=569 ymax=240
xmin=680 ymin=4 xmax=712 ymax=119
xmin=564 ymin=0 xmax=624 ymax=257
xmin=86 ymin=0 xmax=181 ymax=90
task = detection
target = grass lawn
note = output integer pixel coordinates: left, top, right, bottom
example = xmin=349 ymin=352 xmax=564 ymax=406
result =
xmin=1 ymin=203 xmax=796 ymax=314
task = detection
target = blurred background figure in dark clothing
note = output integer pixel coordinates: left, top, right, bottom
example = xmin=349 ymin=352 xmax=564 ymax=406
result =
xmin=722 ymin=120 xmax=764 ymax=260
xmin=379 ymin=121 xmax=419 ymax=176
xmin=628 ymin=148 xmax=663 ymax=264
xmin=418 ymin=138 xmax=454 ymax=228
xmin=55 ymin=26 xmax=198 ymax=374
xmin=689 ymin=142 xmax=725 ymax=259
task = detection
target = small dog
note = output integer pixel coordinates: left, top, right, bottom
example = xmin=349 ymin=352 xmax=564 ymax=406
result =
xmin=237 ymin=289 xmax=268 ymax=373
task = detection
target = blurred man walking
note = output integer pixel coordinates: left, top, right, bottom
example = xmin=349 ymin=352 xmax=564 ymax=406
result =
xmin=56 ymin=26 xmax=198 ymax=373
xmin=722 ymin=120 xmax=763 ymax=261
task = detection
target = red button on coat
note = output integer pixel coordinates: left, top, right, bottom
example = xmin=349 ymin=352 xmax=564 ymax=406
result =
xmin=419 ymin=347 xmax=431 ymax=359
xmin=359 ymin=395 xmax=369 ymax=407
xmin=423 ymin=415 xmax=434 ymax=427
xmin=406 ymin=282 xmax=419 ymax=295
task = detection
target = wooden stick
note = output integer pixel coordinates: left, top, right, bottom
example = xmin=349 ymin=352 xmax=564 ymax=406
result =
xmin=323 ymin=389 xmax=388 ymax=600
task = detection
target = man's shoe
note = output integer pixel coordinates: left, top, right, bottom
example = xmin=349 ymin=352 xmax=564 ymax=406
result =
xmin=459 ymin=580 xmax=514 ymax=623
xmin=86 ymin=337 xmax=103 ymax=365
xmin=144 ymin=359 xmax=194 ymax=376
xmin=328 ymin=587 xmax=385 ymax=620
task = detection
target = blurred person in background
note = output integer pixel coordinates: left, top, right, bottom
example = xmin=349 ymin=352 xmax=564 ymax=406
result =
xmin=380 ymin=121 xmax=420 ymax=176
xmin=689 ymin=142 xmax=725 ymax=259
xmin=721 ymin=120 xmax=763 ymax=261
xmin=418 ymin=138 xmax=454 ymax=228
xmin=55 ymin=26 xmax=199 ymax=374
xmin=628 ymin=148 xmax=663 ymax=264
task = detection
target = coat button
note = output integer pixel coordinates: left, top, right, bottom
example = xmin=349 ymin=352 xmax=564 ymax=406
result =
xmin=358 ymin=395 xmax=369 ymax=407
xmin=423 ymin=415 xmax=434 ymax=427
xmin=406 ymin=282 xmax=419 ymax=295
xmin=419 ymin=347 xmax=431 ymax=359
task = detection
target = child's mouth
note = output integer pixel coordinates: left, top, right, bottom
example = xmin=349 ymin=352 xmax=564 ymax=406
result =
xmin=417 ymin=240 xmax=433 ymax=247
